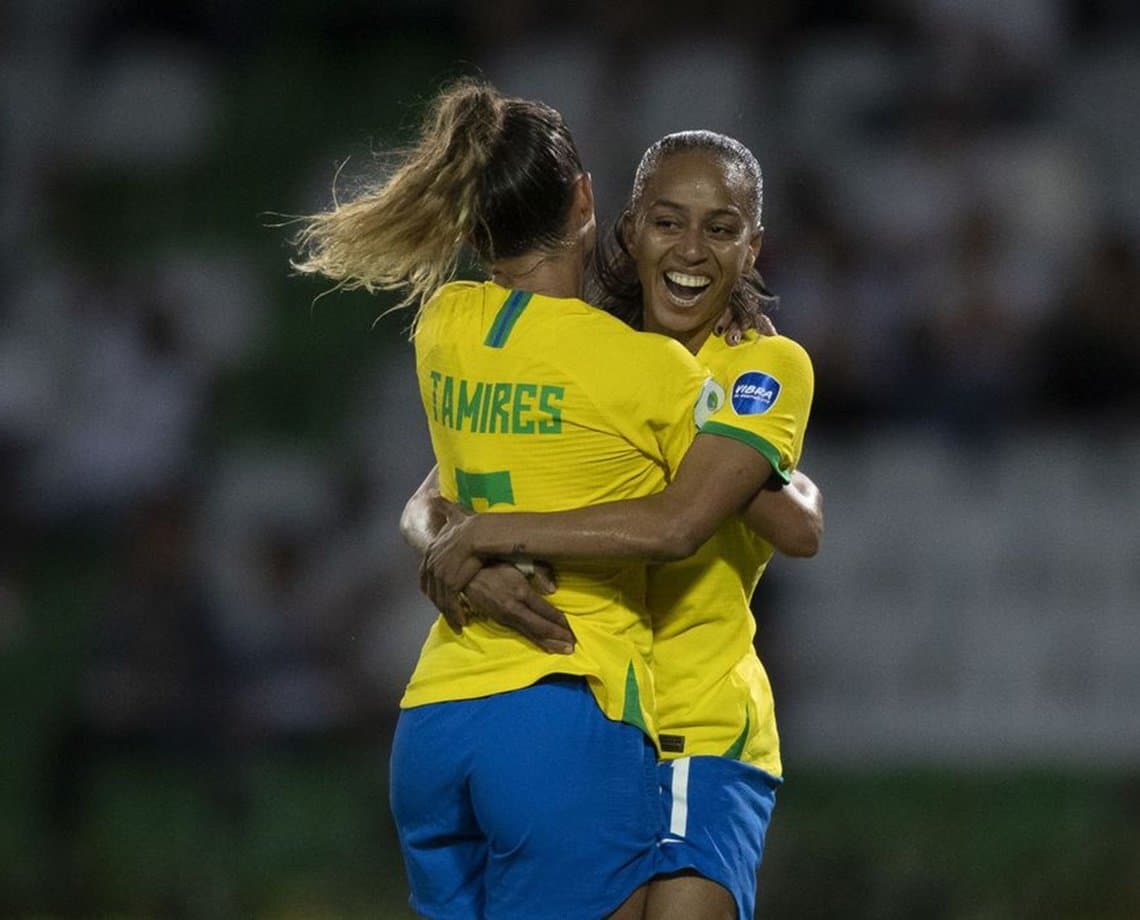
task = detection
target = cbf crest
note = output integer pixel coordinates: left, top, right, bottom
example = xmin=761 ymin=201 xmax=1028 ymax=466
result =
xmin=693 ymin=378 xmax=726 ymax=427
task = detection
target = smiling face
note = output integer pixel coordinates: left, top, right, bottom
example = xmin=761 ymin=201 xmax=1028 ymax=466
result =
xmin=626 ymin=150 xmax=762 ymax=353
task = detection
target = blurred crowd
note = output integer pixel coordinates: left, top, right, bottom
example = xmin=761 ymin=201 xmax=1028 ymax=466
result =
xmin=483 ymin=0 xmax=1140 ymax=435
xmin=1 ymin=0 xmax=1138 ymax=869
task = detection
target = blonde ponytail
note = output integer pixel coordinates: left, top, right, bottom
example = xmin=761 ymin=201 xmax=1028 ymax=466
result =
xmin=291 ymin=79 xmax=506 ymax=316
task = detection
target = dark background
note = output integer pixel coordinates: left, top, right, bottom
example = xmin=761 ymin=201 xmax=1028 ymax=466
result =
xmin=3 ymin=1 xmax=1138 ymax=916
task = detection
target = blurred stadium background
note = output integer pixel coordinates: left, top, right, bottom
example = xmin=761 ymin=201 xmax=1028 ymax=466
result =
xmin=3 ymin=1 xmax=1138 ymax=917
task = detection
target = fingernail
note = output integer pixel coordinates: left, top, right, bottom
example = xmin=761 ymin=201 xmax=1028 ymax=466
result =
xmin=551 ymin=642 xmax=574 ymax=655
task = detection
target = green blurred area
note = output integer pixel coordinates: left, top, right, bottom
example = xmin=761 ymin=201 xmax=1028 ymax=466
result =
xmin=9 ymin=15 xmax=1139 ymax=920
xmin=5 ymin=550 xmax=1135 ymax=918
xmin=2 ymin=544 xmax=1137 ymax=917
xmin=4 ymin=743 xmax=1139 ymax=917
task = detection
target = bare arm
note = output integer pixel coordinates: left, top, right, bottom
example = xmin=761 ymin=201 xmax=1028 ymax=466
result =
xmin=422 ymin=431 xmax=774 ymax=593
xmin=741 ymin=469 xmax=823 ymax=558
xmin=411 ymin=453 xmax=821 ymax=563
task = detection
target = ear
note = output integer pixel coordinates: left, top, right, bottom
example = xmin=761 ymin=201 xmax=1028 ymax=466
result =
xmin=572 ymin=172 xmax=595 ymax=226
xmin=619 ymin=209 xmax=637 ymax=252
xmin=745 ymin=226 xmax=764 ymax=272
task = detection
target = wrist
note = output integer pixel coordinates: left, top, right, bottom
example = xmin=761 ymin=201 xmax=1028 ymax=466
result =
xmin=465 ymin=515 xmax=495 ymax=557
xmin=468 ymin=513 xmax=518 ymax=558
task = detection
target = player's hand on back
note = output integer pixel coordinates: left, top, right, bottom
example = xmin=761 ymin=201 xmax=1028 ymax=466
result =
xmin=461 ymin=562 xmax=575 ymax=655
xmin=420 ymin=509 xmax=574 ymax=654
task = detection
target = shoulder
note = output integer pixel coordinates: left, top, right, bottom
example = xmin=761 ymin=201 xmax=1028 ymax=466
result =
xmin=426 ymin=280 xmax=486 ymax=309
xmin=710 ymin=332 xmax=813 ymax=380
xmin=740 ymin=332 xmax=811 ymax=364
xmin=602 ymin=330 xmax=706 ymax=393
xmin=538 ymin=301 xmax=702 ymax=370
xmin=441 ymin=280 xmax=484 ymax=296
xmin=426 ymin=279 xmax=484 ymax=303
xmin=419 ymin=280 xmax=483 ymax=320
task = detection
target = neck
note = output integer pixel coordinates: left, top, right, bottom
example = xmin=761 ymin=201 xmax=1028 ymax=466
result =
xmin=490 ymin=247 xmax=585 ymax=300
xmin=643 ymin=315 xmax=716 ymax=356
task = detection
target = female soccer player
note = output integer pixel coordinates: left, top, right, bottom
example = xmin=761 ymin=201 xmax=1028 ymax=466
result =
xmin=419 ymin=131 xmax=815 ymax=920
xmin=292 ymin=82 xmax=782 ymax=920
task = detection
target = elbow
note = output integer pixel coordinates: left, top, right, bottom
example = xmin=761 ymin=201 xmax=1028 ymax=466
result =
xmin=783 ymin=516 xmax=823 ymax=558
xmin=785 ymin=532 xmax=821 ymax=558
xmin=398 ymin=500 xmax=419 ymax=549
xmin=400 ymin=492 xmax=440 ymax=553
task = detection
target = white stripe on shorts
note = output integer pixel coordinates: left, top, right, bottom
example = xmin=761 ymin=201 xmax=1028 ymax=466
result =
xmin=668 ymin=757 xmax=691 ymax=838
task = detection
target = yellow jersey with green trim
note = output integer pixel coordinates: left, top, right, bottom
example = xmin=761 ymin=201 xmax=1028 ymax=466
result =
xmin=650 ymin=330 xmax=814 ymax=776
xmin=402 ymin=281 xmax=710 ymax=743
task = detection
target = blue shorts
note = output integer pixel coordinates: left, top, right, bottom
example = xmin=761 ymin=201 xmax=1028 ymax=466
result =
xmin=656 ymin=755 xmax=780 ymax=920
xmin=390 ymin=676 xmax=660 ymax=919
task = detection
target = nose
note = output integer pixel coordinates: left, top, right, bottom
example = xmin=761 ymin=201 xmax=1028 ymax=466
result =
xmin=676 ymin=226 xmax=706 ymax=263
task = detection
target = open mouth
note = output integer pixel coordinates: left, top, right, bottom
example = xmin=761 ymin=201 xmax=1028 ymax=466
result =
xmin=663 ymin=270 xmax=712 ymax=305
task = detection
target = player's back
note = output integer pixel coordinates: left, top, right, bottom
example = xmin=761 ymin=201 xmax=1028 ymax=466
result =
xmin=403 ymin=281 xmax=708 ymax=737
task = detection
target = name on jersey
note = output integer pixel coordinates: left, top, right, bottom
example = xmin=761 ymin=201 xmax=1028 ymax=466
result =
xmin=730 ymin=371 xmax=781 ymax=415
xmin=428 ymin=371 xmax=564 ymax=434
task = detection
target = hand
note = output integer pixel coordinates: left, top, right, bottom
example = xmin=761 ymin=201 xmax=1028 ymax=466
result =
xmin=420 ymin=514 xmax=485 ymax=611
xmin=461 ymin=562 xmax=575 ymax=654
xmin=713 ymin=305 xmax=777 ymax=344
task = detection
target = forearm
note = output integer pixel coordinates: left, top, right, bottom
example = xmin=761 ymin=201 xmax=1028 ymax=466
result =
xmin=465 ymin=432 xmax=774 ymax=564
xmin=464 ymin=492 xmax=699 ymax=564
xmin=741 ymin=469 xmax=823 ymax=557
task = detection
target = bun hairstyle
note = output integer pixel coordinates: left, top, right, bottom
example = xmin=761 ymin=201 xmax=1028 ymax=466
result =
xmin=591 ymin=130 xmax=779 ymax=330
xmin=291 ymin=79 xmax=585 ymax=322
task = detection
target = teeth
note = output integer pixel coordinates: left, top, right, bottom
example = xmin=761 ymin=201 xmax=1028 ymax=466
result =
xmin=665 ymin=271 xmax=711 ymax=289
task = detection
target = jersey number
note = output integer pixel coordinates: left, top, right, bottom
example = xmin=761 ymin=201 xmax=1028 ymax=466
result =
xmin=455 ymin=468 xmax=515 ymax=511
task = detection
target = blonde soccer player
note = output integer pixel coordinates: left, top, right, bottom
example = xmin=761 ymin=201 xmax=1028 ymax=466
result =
xmin=292 ymin=82 xmax=748 ymax=919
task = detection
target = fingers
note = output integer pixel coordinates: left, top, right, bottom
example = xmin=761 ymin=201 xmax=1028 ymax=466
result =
xmin=505 ymin=584 xmax=575 ymax=653
xmin=448 ymin=590 xmax=475 ymax=633
xmin=465 ymin=566 xmax=575 ymax=655
xmin=423 ymin=547 xmax=483 ymax=596
xmin=452 ymin=556 xmax=484 ymax=593
xmin=419 ymin=558 xmax=468 ymax=633
xmin=525 ymin=594 xmax=574 ymax=639
xmin=440 ymin=596 xmax=466 ymax=634
xmin=500 ymin=596 xmax=575 ymax=654
xmin=420 ymin=558 xmax=574 ymax=654
xmin=715 ymin=304 xmax=777 ymax=344
xmin=713 ymin=305 xmax=733 ymax=338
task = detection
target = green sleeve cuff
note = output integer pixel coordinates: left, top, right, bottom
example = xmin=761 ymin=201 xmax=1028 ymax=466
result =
xmin=699 ymin=420 xmax=791 ymax=484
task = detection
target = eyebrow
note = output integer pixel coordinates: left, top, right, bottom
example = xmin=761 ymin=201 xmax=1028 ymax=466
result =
xmin=648 ymin=199 xmax=744 ymax=219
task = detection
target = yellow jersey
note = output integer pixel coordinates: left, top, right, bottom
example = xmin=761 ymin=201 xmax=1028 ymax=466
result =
xmin=649 ymin=330 xmax=814 ymax=776
xmin=401 ymin=281 xmax=710 ymax=742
